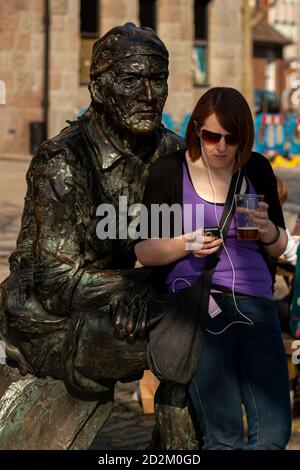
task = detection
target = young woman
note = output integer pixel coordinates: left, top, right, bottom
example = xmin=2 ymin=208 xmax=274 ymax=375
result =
xmin=135 ymin=87 xmax=291 ymax=450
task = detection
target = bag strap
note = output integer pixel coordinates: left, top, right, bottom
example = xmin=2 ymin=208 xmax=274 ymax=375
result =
xmin=219 ymin=168 xmax=245 ymax=242
xmin=201 ymin=167 xmax=245 ymax=277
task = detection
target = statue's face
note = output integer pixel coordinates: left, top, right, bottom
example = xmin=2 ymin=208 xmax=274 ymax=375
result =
xmin=92 ymin=54 xmax=168 ymax=134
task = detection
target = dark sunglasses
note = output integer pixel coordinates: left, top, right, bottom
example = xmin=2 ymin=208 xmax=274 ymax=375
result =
xmin=201 ymin=129 xmax=239 ymax=146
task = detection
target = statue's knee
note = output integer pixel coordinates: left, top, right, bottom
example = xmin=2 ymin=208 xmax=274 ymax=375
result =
xmin=155 ymin=383 xmax=189 ymax=408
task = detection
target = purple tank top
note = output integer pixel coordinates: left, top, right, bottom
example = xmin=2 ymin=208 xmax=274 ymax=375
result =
xmin=166 ymin=162 xmax=273 ymax=299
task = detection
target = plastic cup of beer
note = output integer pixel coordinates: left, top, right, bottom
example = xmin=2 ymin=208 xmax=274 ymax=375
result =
xmin=235 ymin=194 xmax=264 ymax=240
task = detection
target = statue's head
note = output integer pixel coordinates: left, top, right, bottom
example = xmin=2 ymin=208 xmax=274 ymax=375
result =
xmin=89 ymin=23 xmax=169 ymax=134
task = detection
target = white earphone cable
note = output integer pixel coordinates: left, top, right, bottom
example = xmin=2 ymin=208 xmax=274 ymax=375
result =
xmin=199 ymin=137 xmax=253 ymax=334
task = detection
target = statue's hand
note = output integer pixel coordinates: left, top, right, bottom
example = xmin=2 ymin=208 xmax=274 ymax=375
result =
xmin=110 ymin=286 xmax=153 ymax=341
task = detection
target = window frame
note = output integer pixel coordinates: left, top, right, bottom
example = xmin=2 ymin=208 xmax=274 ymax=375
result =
xmin=193 ymin=1 xmax=209 ymax=87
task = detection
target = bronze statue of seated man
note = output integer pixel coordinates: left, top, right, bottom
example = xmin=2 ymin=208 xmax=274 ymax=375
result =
xmin=0 ymin=23 xmax=198 ymax=450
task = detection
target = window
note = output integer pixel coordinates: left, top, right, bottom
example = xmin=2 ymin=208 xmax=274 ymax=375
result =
xmin=80 ymin=0 xmax=100 ymax=84
xmin=265 ymin=50 xmax=276 ymax=92
xmin=194 ymin=0 xmax=208 ymax=41
xmin=139 ymin=0 xmax=156 ymax=31
xmin=193 ymin=1 xmax=209 ymax=86
xmin=81 ymin=0 xmax=98 ymax=36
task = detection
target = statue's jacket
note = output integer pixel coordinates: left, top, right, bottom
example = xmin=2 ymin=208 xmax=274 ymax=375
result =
xmin=0 ymin=106 xmax=184 ymax=397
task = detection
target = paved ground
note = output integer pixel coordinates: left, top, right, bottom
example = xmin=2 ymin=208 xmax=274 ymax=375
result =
xmin=90 ymin=381 xmax=156 ymax=450
xmin=0 ymin=156 xmax=300 ymax=450
xmin=0 ymin=157 xmax=29 ymax=281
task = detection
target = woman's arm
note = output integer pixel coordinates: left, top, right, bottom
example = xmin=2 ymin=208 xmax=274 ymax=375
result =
xmin=135 ymin=237 xmax=188 ymax=266
xmin=135 ymin=233 xmax=223 ymax=266
xmin=260 ymin=220 xmax=288 ymax=258
xmin=136 ymin=155 xmax=188 ymax=266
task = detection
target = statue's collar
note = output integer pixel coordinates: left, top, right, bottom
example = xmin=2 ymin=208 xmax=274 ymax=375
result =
xmin=81 ymin=109 xmax=126 ymax=170
xmin=80 ymin=105 xmax=162 ymax=170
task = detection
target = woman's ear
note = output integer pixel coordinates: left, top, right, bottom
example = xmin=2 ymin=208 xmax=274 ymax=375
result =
xmin=194 ymin=120 xmax=201 ymax=138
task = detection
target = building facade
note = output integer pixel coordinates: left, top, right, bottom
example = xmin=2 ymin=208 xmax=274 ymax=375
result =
xmin=0 ymin=0 xmax=243 ymax=155
xmin=252 ymin=19 xmax=290 ymax=96
xmin=268 ymin=0 xmax=300 ymax=74
xmin=268 ymin=0 xmax=300 ymax=107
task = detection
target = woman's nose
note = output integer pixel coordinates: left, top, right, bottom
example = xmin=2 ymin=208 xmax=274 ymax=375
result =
xmin=216 ymin=136 xmax=226 ymax=151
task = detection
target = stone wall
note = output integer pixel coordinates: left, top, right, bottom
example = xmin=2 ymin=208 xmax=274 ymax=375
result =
xmin=158 ymin=0 xmax=195 ymax=127
xmin=208 ymin=0 xmax=242 ymax=92
xmin=101 ymin=0 xmax=138 ymax=34
xmin=0 ymin=0 xmax=81 ymax=154
xmin=48 ymin=0 xmax=81 ymax=138
xmin=0 ymin=0 xmax=44 ymax=154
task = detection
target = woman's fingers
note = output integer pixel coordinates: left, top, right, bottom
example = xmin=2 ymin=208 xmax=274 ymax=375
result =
xmin=252 ymin=202 xmax=270 ymax=233
xmin=192 ymin=239 xmax=222 ymax=257
xmin=257 ymin=201 xmax=269 ymax=211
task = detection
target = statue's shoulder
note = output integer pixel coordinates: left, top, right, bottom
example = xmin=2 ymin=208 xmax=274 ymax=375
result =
xmin=153 ymin=126 xmax=186 ymax=164
xmin=42 ymin=121 xmax=84 ymax=158
xmin=161 ymin=126 xmax=186 ymax=151
xmin=26 ymin=121 xmax=91 ymax=202
xmin=30 ymin=121 xmax=86 ymax=172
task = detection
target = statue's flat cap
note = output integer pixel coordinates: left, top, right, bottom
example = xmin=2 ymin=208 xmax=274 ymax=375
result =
xmin=90 ymin=23 xmax=168 ymax=78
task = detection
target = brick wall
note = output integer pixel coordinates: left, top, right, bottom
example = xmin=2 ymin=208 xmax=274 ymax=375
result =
xmin=253 ymin=56 xmax=266 ymax=90
xmin=253 ymin=45 xmax=285 ymax=97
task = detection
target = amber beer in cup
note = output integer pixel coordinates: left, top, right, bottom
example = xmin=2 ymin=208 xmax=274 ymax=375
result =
xmin=235 ymin=194 xmax=264 ymax=241
xmin=237 ymin=227 xmax=259 ymax=240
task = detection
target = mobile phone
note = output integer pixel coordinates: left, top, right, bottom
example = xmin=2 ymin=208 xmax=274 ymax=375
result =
xmin=204 ymin=227 xmax=221 ymax=238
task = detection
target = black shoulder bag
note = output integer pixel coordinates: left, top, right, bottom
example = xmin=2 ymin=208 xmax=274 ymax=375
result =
xmin=146 ymin=168 xmax=244 ymax=385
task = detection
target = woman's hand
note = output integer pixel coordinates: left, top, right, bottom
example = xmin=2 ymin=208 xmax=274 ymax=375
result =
xmin=249 ymin=201 xmax=288 ymax=256
xmin=191 ymin=235 xmax=223 ymax=258
xmin=251 ymin=201 xmax=270 ymax=234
